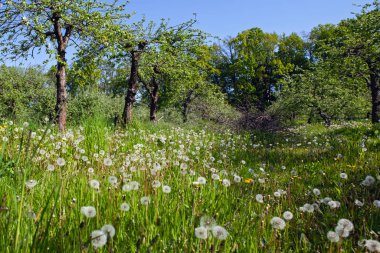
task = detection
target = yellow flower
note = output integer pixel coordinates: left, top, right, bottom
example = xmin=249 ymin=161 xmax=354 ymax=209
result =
xmin=244 ymin=178 xmax=254 ymax=184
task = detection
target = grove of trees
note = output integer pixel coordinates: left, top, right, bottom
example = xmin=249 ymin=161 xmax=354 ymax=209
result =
xmin=0 ymin=0 xmax=379 ymax=130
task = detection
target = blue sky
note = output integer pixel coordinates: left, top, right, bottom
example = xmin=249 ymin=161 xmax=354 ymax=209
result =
xmin=5 ymin=0 xmax=370 ymax=68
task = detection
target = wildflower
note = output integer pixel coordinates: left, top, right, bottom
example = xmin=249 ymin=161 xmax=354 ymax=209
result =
xmin=47 ymin=164 xmax=55 ymax=172
xmin=152 ymin=180 xmax=161 ymax=188
xmin=195 ymin=226 xmax=208 ymax=239
xmin=222 ymin=179 xmax=231 ymax=187
xmin=313 ymin=188 xmax=321 ymax=196
xmin=140 ymin=196 xmax=150 ymax=206
xmin=270 ymin=217 xmax=286 ymax=230
xmin=120 ymin=203 xmax=130 ymax=212
xmin=244 ymin=178 xmax=253 ymax=184
xmin=2 ymin=136 xmax=8 ymax=142
xmin=200 ymin=215 xmax=217 ymax=230
xmin=25 ymin=180 xmax=37 ymax=189
xmin=274 ymin=191 xmax=281 ymax=198
xmin=91 ymin=230 xmax=107 ymax=248
xmin=88 ymin=167 xmax=94 ymax=174
xmin=302 ymin=203 xmax=315 ymax=213
xmin=212 ymin=174 xmax=220 ymax=180
xmin=56 ymin=157 xmax=65 ymax=166
xmin=355 ymin=199 xmax=364 ymax=207
xmin=328 ymin=201 xmax=340 ymax=209
xmin=361 ymin=175 xmax=376 ymax=186
xmin=337 ymin=219 xmax=354 ymax=233
xmin=108 ymin=176 xmax=118 ymax=186
xmin=340 ymin=173 xmax=348 ymax=179
xmin=101 ymin=224 xmax=115 ymax=238
xmin=81 ymin=206 xmax=96 ymax=218
xmin=256 ymin=194 xmax=264 ymax=203
xmin=89 ymin=179 xmax=100 ymax=190
xmin=327 ymin=231 xmax=340 ymax=242
xmin=197 ymin=177 xmax=207 ymax=185
xmin=364 ymin=239 xmax=380 ymax=252
xmin=212 ymin=226 xmax=229 ymax=240
xmin=162 ymin=185 xmax=171 ymax=193
xmin=103 ymin=158 xmax=113 ymax=166
xmin=373 ymin=200 xmax=380 ymax=208
xmin=233 ymin=175 xmax=242 ymax=183
xmin=283 ymin=211 xmax=293 ymax=221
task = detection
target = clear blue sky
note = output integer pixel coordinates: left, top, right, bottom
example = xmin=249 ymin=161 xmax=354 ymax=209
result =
xmin=6 ymin=0 xmax=370 ymax=68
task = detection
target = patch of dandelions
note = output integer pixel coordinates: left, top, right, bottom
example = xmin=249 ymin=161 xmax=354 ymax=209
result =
xmin=270 ymin=217 xmax=286 ymax=230
xmin=195 ymin=216 xmax=228 ymax=240
xmin=327 ymin=218 xmax=354 ymax=242
xmin=91 ymin=230 xmax=107 ymax=249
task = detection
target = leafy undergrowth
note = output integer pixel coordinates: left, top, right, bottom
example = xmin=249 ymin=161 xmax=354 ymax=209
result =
xmin=0 ymin=120 xmax=379 ymax=252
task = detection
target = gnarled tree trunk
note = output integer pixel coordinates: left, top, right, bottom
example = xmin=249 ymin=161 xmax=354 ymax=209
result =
xmin=369 ymin=71 xmax=380 ymax=123
xmin=149 ymin=77 xmax=159 ymax=122
xmin=123 ymin=51 xmax=140 ymax=125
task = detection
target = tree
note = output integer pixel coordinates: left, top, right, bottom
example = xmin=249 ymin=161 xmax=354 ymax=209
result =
xmin=0 ymin=0 xmax=128 ymax=130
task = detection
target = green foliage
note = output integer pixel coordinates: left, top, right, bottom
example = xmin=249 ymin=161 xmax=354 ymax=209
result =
xmin=0 ymin=65 xmax=55 ymax=122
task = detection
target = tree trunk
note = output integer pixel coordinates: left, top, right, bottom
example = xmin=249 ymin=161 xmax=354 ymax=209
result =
xmin=55 ymin=58 xmax=67 ymax=132
xmin=149 ymin=78 xmax=159 ymax=122
xmin=369 ymin=72 xmax=380 ymax=123
xmin=122 ymin=51 xmax=140 ymax=125
xmin=317 ymin=108 xmax=331 ymax=127
xmin=182 ymin=89 xmax=194 ymax=123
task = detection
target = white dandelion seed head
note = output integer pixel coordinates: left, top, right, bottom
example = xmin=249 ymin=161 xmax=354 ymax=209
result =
xmin=222 ymin=179 xmax=231 ymax=187
xmin=327 ymin=231 xmax=340 ymax=243
xmin=152 ymin=180 xmax=161 ymax=188
xmin=108 ymin=176 xmax=118 ymax=186
xmin=355 ymin=199 xmax=364 ymax=207
xmin=313 ymin=188 xmax=321 ymax=196
xmin=361 ymin=175 xmax=376 ymax=186
xmin=162 ymin=185 xmax=171 ymax=193
xmin=91 ymin=230 xmax=107 ymax=248
xmin=283 ymin=211 xmax=293 ymax=221
xmin=270 ymin=217 xmax=286 ymax=230
xmin=194 ymin=226 xmax=208 ymax=239
xmin=200 ymin=215 xmax=217 ymax=230
xmin=337 ymin=218 xmax=354 ymax=232
xmin=103 ymin=158 xmax=113 ymax=166
xmin=120 ymin=202 xmax=130 ymax=212
xmin=25 ymin=179 xmax=37 ymax=189
xmin=256 ymin=194 xmax=264 ymax=203
xmin=373 ymin=200 xmax=380 ymax=208
xmin=81 ymin=206 xmax=96 ymax=218
xmin=47 ymin=164 xmax=55 ymax=172
xmin=212 ymin=226 xmax=229 ymax=240
xmin=211 ymin=174 xmax=220 ymax=180
xmin=340 ymin=173 xmax=348 ymax=179
xmin=101 ymin=224 xmax=115 ymax=238
xmin=364 ymin=239 xmax=380 ymax=252
xmin=56 ymin=157 xmax=65 ymax=166
xmin=335 ymin=225 xmax=350 ymax=238
xmin=89 ymin=179 xmax=100 ymax=190
xmin=140 ymin=196 xmax=150 ymax=206
xmin=233 ymin=175 xmax=241 ymax=183
xmin=197 ymin=177 xmax=207 ymax=185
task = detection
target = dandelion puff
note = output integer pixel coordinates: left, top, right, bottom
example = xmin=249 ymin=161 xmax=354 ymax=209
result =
xmin=162 ymin=185 xmax=171 ymax=193
xmin=140 ymin=196 xmax=150 ymax=206
xmin=120 ymin=202 xmax=130 ymax=212
xmin=233 ymin=175 xmax=241 ymax=183
xmin=337 ymin=218 xmax=354 ymax=232
xmin=361 ymin=175 xmax=376 ymax=186
xmin=56 ymin=157 xmax=65 ymax=166
xmin=81 ymin=206 xmax=96 ymax=218
xmin=283 ymin=211 xmax=293 ymax=221
xmin=197 ymin=177 xmax=207 ymax=185
xmin=335 ymin=225 xmax=350 ymax=238
xmin=200 ymin=215 xmax=217 ymax=230
xmin=355 ymin=199 xmax=364 ymax=207
xmin=340 ymin=173 xmax=348 ymax=179
xmin=211 ymin=174 xmax=220 ymax=180
xmin=373 ymin=200 xmax=380 ymax=208
xmin=212 ymin=226 xmax=229 ymax=240
xmin=364 ymin=239 xmax=380 ymax=252
xmin=89 ymin=179 xmax=100 ymax=190
xmin=313 ymin=188 xmax=321 ymax=196
xmin=25 ymin=180 xmax=37 ymax=189
xmin=103 ymin=157 xmax=113 ymax=166
xmin=152 ymin=180 xmax=161 ymax=188
xmin=91 ymin=230 xmax=107 ymax=249
xmin=327 ymin=231 xmax=340 ymax=243
xmin=256 ymin=194 xmax=264 ymax=203
xmin=222 ymin=179 xmax=231 ymax=187
xmin=194 ymin=226 xmax=208 ymax=239
xmin=101 ymin=224 xmax=115 ymax=238
xmin=47 ymin=164 xmax=55 ymax=172
xmin=274 ymin=191 xmax=281 ymax=198
xmin=270 ymin=217 xmax=286 ymax=230
xmin=108 ymin=176 xmax=118 ymax=186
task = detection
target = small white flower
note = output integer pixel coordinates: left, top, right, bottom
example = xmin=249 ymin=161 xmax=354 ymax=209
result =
xmin=327 ymin=231 xmax=340 ymax=243
xmin=233 ymin=175 xmax=241 ymax=183
xmin=194 ymin=226 xmax=208 ymax=239
xmin=162 ymin=185 xmax=171 ymax=193
xmin=222 ymin=179 xmax=231 ymax=187
xmin=81 ymin=206 xmax=96 ymax=218
xmin=108 ymin=176 xmax=118 ymax=186
xmin=152 ymin=180 xmax=161 ymax=188
xmin=256 ymin=194 xmax=264 ymax=203
xmin=283 ymin=211 xmax=293 ymax=221
xmin=101 ymin=224 xmax=115 ymax=238
xmin=270 ymin=217 xmax=286 ymax=230
xmin=120 ymin=202 xmax=130 ymax=212
xmin=212 ymin=226 xmax=229 ymax=240
xmin=313 ymin=188 xmax=321 ymax=196
xmin=47 ymin=164 xmax=55 ymax=172
xmin=103 ymin=158 xmax=113 ymax=166
xmin=140 ymin=196 xmax=150 ymax=206
xmin=340 ymin=173 xmax=348 ymax=179
xmin=25 ymin=180 xmax=37 ymax=189
xmin=89 ymin=179 xmax=100 ymax=190
xmin=197 ymin=177 xmax=207 ymax=185
xmin=56 ymin=157 xmax=65 ymax=166
xmin=91 ymin=230 xmax=107 ymax=248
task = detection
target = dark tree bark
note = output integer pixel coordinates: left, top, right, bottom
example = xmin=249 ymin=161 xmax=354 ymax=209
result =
xmin=122 ymin=42 xmax=146 ymax=126
xmin=149 ymin=77 xmax=159 ymax=122
xmin=369 ymin=71 xmax=380 ymax=123
xmin=53 ymin=12 xmax=72 ymax=132
xmin=182 ymin=89 xmax=195 ymax=123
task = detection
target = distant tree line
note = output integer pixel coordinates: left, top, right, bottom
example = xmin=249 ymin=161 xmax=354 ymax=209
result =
xmin=0 ymin=0 xmax=378 ymax=130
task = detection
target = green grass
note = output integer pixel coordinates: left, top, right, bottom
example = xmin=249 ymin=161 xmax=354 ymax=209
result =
xmin=0 ymin=120 xmax=379 ymax=252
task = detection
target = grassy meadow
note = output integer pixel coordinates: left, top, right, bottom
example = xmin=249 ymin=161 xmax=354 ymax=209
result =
xmin=0 ymin=119 xmax=379 ymax=252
